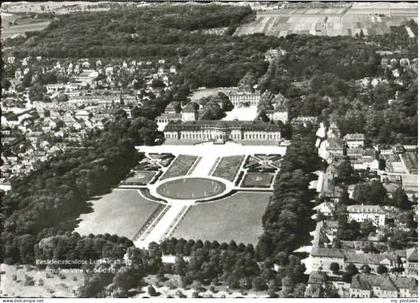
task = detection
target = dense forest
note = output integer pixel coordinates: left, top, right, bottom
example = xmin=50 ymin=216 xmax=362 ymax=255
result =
xmin=6 ymin=5 xmax=277 ymax=88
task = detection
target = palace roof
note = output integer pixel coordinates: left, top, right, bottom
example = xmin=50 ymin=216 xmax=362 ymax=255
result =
xmin=164 ymin=120 xmax=281 ymax=132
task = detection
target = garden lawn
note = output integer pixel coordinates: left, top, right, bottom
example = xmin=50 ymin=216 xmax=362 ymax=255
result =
xmin=123 ymin=171 xmax=156 ymax=185
xmin=160 ymin=155 xmax=198 ymax=180
xmin=241 ymin=172 xmax=274 ymax=188
xmin=75 ymin=189 xmax=161 ymax=239
xmin=212 ymin=155 xmax=244 ymax=182
xmin=171 ymin=192 xmax=271 ymax=245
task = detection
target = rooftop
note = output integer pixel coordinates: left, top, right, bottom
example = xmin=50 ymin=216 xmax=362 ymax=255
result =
xmin=351 ymin=274 xmax=417 ymax=292
xmin=164 ymin=120 xmax=282 ymax=132
xmin=347 ymin=205 xmax=386 ymax=214
xmin=344 ymin=133 xmax=365 ymax=141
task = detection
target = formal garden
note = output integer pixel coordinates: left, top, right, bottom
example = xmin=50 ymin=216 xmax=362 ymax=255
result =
xmin=211 ymin=155 xmax=245 ymax=182
xmin=121 ymin=153 xmax=175 ymax=186
xmin=160 ymin=155 xmax=199 ymax=180
xmin=241 ymin=172 xmax=275 ymax=188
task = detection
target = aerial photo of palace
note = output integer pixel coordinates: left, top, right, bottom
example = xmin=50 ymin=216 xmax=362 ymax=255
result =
xmin=0 ymin=0 xmax=418 ymax=299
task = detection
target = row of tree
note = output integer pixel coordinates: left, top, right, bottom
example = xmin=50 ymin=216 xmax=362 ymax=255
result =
xmin=257 ymin=126 xmax=323 ymax=260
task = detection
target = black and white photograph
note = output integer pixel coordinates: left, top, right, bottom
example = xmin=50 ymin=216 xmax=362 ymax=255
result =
xmin=0 ymin=0 xmax=418 ymax=300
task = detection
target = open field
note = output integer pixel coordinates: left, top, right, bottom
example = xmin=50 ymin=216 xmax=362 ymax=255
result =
xmin=212 ymin=155 xmax=244 ymax=181
xmin=0 ymin=264 xmax=82 ymax=298
xmin=189 ymin=87 xmax=233 ymax=102
xmin=222 ymin=106 xmax=258 ymax=121
xmin=235 ymin=3 xmax=417 ymax=37
xmin=241 ymin=172 xmax=274 ymax=188
xmin=171 ymin=192 xmax=271 ymax=245
xmin=160 ymin=155 xmax=198 ymax=180
xmin=75 ymin=189 xmax=161 ymax=239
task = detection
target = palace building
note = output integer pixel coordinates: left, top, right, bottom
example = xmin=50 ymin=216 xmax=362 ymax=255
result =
xmin=163 ymin=120 xmax=281 ymax=143
xmin=227 ymin=89 xmax=261 ymax=107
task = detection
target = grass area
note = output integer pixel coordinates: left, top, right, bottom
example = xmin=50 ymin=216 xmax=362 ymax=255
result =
xmin=212 ymin=156 xmax=244 ymax=182
xmin=0 ymin=264 xmax=82 ymax=298
xmin=241 ymin=172 xmax=274 ymax=188
xmin=160 ymin=155 xmax=198 ymax=180
xmin=171 ymin=192 xmax=271 ymax=245
xmin=189 ymin=87 xmax=233 ymax=102
xmin=75 ymin=189 xmax=161 ymax=239
xmin=122 ymin=171 xmax=157 ymax=185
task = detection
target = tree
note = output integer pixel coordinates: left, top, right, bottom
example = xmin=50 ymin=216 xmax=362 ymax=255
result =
xmin=353 ymin=181 xmax=387 ymax=205
xmin=147 ymin=285 xmax=159 ymax=296
xmin=174 ymin=255 xmax=187 ymax=276
xmin=376 ymin=264 xmax=388 ymax=275
xmin=360 ymin=220 xmax=376 ymax=238
xmin=151 ymin=79 xmax=165 ymax=89
xmin=252 ymin=276 xmax=267 ymax=291
xmin=345 ymin=263 xmax=358 ymax=276
xmin=112 ymin=266 xmax=143 ymax=291
xmin=336 ymin=159 xmax=354 ymax=184
xmin=329 ymin=262 xmax=340 ymax=274
xmin=391 ymin=188 xmax=411 ymax=209
xmin=1 ymin=77 xmax=11 ymax=91
xmin=361 ymin=264 xmax=371 ymax=274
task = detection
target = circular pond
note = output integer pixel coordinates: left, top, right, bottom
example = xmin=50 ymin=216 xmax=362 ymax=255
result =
xmin=156 ymin=177 xmax=226 ymax=200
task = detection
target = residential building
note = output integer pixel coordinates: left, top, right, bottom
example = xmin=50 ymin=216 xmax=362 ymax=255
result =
xmin=350 ymin=274 xmax=417 ymax=298
xmin=305 ymin=271 xmax=328 ymax=298
xmin=265 ymin=106 xmax=288 ymax=124
xmin=344 ymin=133 xmax=365 ymax=148
xmin=292 ymin=116 xmax=318 ymax=127
xmin=227 ymin=89 xmax=261 ymax=107
xmin=181 ymin=102 xmax=198 ymax=122
xmin=347 ymin=205 xmax=386 ymax=226
xmin=405 ymin=247 xmax=418 ymax=278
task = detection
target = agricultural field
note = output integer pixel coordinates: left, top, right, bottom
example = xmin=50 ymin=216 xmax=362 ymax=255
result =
xmin=1 ymin=13 xmax=52 ymax=40
xmin=74 ymin=189 xmax=162 ymax=239
xmin=234 ymin=3 xmax=417 ymax=37
xmin=241 ymin=172 xmax=274 ymax=188
xmin=170 ymin=192 xmax=271 ymax=245
xmin=160 ymin=155 xmax=198 ymax=180
xmin=212 ymin=155 xmax=244 ymax=182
